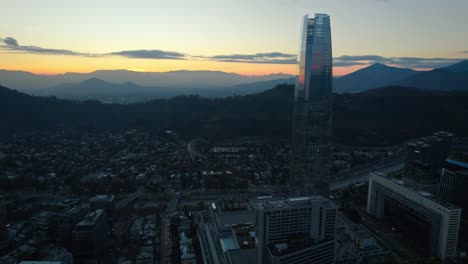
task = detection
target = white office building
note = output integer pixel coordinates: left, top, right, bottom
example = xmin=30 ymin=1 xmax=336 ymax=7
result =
xmin=367 ymin=172 xmax=460 ymax=260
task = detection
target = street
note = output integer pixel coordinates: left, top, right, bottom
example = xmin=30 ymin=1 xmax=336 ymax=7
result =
xmin=331 ymin=160 xmax=404 ymax=191
xmin=159 ymin=189 xmax=179 ymax=264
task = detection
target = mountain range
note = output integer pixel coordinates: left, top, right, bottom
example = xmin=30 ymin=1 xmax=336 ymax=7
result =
xmin=333 ymin=63 xmax=417 ymax=93
xmin=334 ymin=60 xmax=468 ymax=93
xmin=0 ymin=69 xmax=293 ymax=101
xmin=1 ymin=60 xmax=467 ymax=102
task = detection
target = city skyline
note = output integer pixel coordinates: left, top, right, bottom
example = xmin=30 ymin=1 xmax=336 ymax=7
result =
xmin=1 ymin=0 xmax=468 ymax=76
xmin=2 ymin=1 xmax=468 ymax=263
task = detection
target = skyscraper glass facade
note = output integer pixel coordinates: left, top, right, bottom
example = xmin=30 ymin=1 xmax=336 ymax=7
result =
xmin=290 ymin=14 xmax=333 ymax=195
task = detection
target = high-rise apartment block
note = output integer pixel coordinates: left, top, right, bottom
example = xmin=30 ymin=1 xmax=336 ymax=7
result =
xmin=252 ymin=196 xmax=337 ymax=264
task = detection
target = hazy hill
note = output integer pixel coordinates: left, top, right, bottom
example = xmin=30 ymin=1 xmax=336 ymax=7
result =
xmin=38 ymin=78 xmax=172 ymax=103
xmin=333 ymin=60 xmax=468 ymax=93
xmin=35 ymin=77 xmax=297 ymax=102
xmin=231 ymin=77 xmax=295 ymax=95
xmin=444 ymin=60 xmax=468 ymax=72
xmin=396 ymin=62 xmax=468 ymax=91
xmin=3 ymin=60 xmax=468 ymax=102
xmin=0 ymin=69 xmax=293 ymax=94
xmin=1 ymin=84 xmax=468 ymax=146
xmin=333 ymin=63 xmax=417 ymax=93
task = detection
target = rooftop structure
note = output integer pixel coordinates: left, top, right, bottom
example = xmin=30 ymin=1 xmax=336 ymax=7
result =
xmin=89 ymin=194 xmax=115 ymax=213
xmin=89 ymin=194 xmax=115 ymax=203
xmin=446 ymin=158 xmax=468 ymax=169
xmin=76 ymin=209 xmax=105 ymax=228
xmin=198 ymin=201 xmax=257 ymax=264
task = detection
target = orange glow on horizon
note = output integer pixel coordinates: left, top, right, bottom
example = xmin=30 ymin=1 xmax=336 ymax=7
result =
xmin=1 ymin=64 xmax=365 ymax=77
xmin=0 ymin=52 xmax=379 ymax=77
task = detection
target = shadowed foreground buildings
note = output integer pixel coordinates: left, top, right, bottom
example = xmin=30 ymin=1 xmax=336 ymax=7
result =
xmin=253 ymin=196 xmax=337 ymax=264
xmin=197 ymin=196 xmax=337 ymax=264
xmin=404 ymin=131 xmax=454 ymax=193
xmin=439 ymin=159 xmax=468 ymax=249
xmin=367 ymin=172 xmax=460 ymax=261
xmin=197 ymin=199 xmax=257 ymax=264
xmin=72 ymin=209 xmax=108 ymax=260
xmin=290 ymin=13 xmax=333 ymax=195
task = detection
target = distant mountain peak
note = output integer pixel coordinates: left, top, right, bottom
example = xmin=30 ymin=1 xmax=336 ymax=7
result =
xmin=80 ymin=77 xmax=109 ymax=86
xmin=334 ymin=63 xmax=418 ymax=93
xmin=122 ymin=81 xmax=138 ymax=87
xmin=369 ymin=62 xmax=388 ymax=68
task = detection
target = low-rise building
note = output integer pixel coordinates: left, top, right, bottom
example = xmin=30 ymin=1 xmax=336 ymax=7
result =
xmin=89 ymin=194 xmax=115 ymax=214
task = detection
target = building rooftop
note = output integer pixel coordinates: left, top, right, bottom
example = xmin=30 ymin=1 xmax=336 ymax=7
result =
xmin=446 ymin=159 xmax=468 ymax=170
xmin=90 ymin=194 xmax=115 ymax=203
xmin=214 ymin=210 xmax=256 ymax=231
xmin=31 ymin=211 xmax=56 ymax=222
xmin=61 ymin=205 xmax=82 ymax=216
xmin=19 ymin=260 xmax=63 ymax=264
xmin=76 ymin=209 xmax=105 ymax=227
xmin=232 ymin=224 xmax=256 ymax=249
xmin=219 ymin=223 xmax=256 ymax=254
xmin=227 ymin=248 xmax=257 ymax=264
xmin=267 ymin=234 xmax=324 ymax=256
xmin=373 ymin=172 xmax=460 ymax=210
xmin=40 ymin=245 xmax=70 ymax=261
xmin=220 ymin=235 xmax=238 ymax=252
xmin=254 ymin=196 xmax=328 ymax=210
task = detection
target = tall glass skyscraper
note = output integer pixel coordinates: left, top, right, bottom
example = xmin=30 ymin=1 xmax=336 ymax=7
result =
xmin=290 ymin=14 xmax=333 ymax=195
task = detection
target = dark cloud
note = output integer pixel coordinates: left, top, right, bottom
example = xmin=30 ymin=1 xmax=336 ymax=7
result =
xmin=333 ymin=55 xmax=466 ymax=68
xmin=0 ymin=37 xmax=96 ymax=56
xmin=108 ymin=50 xmax=186 ymax=60
xmin=335 ymin=55 xmax=391 ymax=63
xmin=1 ymin=37 xmax=466 ymax=68
xmin=2 ymin=45 xmax=92 ymax=56
xmin=208 ymin=53 xmax=468 ymax=68
xmin=0 ymin=37 xmax=186 ymax=60
xmin=216 ymin=58 xmax=297 ymax=64
xmin=208 ymin=52 xmax=297 ymax=64
xmin=333 ymin=61 xmax=367 ymax=67
xmin=2 ymin=37 xmax=19 ymax=46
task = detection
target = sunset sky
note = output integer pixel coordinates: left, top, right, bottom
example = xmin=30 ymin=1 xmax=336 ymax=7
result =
xmin=1 ymin=0 xmax=468 ymax=76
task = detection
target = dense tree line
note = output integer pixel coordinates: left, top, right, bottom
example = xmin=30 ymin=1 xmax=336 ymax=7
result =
xmin=1 ymin=84 xmax=468 ymax=146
